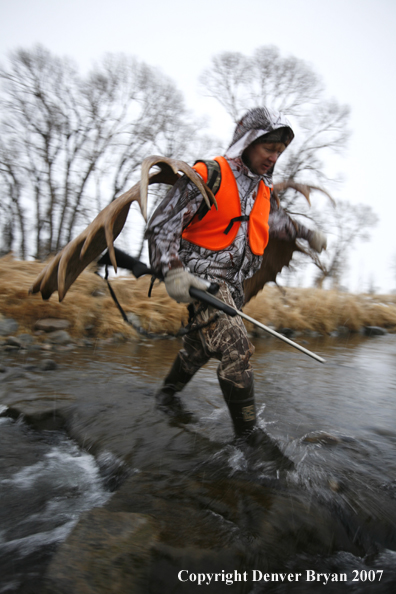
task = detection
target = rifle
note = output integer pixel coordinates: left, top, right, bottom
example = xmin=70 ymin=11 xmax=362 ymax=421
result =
xmin=97 ymin=247 xmax=325 ymax=364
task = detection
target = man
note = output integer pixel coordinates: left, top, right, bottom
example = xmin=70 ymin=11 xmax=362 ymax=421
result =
xmin=146 ymin=107 xmax=326 ymax=450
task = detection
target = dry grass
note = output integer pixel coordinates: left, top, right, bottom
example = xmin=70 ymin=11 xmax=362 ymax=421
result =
xmin=1 ymin=254 xmax=396 ymax=339
xmin=244 ymin=287 xmax=396 ymax=333
xmin=0 ymin=254 xmax=187 ymax=339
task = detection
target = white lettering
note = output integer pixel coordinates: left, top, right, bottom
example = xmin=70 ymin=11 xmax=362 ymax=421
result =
xmin=178 ymin=570 xmax=188 ymax=582
xmin=306 ymin=570 xmax=316 ymax=582
xmin=252 ymin=570 xmax=263 ymax=581
xmin=323 ymin=573 xmax=330 ymax=585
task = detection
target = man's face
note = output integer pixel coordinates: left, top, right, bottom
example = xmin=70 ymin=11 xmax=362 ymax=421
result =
xmin=243 ymin=141 xmax=286 ymax=175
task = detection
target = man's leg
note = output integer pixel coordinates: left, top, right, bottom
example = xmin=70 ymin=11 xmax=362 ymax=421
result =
xmin=156 ymin=330 xmax=210 ymax=421
xmin=200 ymin=285 xmax=294 ymax=466
xmin=217 ymin=375 xmax=257 ymax=438
xmin=196 ymin=284 xmax=258 ymax=438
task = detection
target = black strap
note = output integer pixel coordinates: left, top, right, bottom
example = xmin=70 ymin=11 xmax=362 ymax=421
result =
xmin=97 ymin=267 xmax=220 ymax=338
xmin=192 ymin=159 xmax=222 ymax=222
xmin=224 ymin=215 xmax=249 ymax=235
xmin=103 ymin=265 xmax=129 ymax=323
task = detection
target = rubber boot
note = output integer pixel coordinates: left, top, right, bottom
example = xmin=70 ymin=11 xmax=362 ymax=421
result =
xmin=218 ymin=376 xmax=257 ymax=439
xmin=218 ymin=376 xmax=294 ymax=470
xmin=156 ymin=354 xmax=196 ymax=423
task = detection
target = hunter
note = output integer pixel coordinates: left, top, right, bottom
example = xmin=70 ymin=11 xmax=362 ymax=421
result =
xmin=146 ymin=107 xmax=326 ymax=451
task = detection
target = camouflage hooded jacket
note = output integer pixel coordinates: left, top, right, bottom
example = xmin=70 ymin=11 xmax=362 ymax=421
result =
xmin=146 ymin=107 xmax=313 ymax=309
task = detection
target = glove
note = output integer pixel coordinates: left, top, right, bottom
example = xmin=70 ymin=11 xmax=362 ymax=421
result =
xmin=164 ymin=268 xmax=210 ymax=303
xmin=309 ymin=231 xmax=327 ymax=253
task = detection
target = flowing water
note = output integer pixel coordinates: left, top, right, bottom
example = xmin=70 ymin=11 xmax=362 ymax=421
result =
xmin=0 ymin=333 xmax=396 ymax=592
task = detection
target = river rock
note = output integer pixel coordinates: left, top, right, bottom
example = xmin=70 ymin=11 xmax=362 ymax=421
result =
xmin=278 ymin=327 xmax=295 ymax=338
xmin=39 ymin=359 xmax=58 ymax=371
xmin=0 ymin=317 xmax=18 ymax=336
xmin=3 ymin=344 xmax=20 ymax=352
xmin=34 ymin=318 xmax=71 ymax=332
xmin=45 ymin=509 xmax=160 ymax=594
xmin=46 ymin=330 xmax=73 ymax=345
xmin=302 ymin=431 xmax=341 ymax=445
xmin=364 ymin=326 xmax=387 ymax=336
xmin=5 ymin=336 xmax=24 ymax=348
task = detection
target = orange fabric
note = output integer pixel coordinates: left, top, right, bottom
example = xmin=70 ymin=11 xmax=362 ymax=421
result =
xmin=182 ymin=156 xmax=270 ymax=255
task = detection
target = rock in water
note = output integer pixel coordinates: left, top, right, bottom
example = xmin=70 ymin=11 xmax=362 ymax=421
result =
xmin=45 ymin=509 xmax=160 ymax=594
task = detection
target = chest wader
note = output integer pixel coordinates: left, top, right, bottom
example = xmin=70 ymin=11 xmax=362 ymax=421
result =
xmin=155 ymin=354 xmax=197 ymax=424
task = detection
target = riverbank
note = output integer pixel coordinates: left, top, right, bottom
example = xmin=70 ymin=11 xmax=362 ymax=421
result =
xmin=1 ymin=254 xmax=396 ymax=345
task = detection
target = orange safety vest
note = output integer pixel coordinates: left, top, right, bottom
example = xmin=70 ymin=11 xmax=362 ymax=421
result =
xmin=182 ymin=156 xmax=271 ymax=256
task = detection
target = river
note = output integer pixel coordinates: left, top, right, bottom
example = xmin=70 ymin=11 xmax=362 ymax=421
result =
xmin=0 ymin=333 xmax=395 ymax=592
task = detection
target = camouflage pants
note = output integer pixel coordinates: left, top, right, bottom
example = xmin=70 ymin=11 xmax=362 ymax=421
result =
xmin=178 ymin=284 xmax=255 ymax=390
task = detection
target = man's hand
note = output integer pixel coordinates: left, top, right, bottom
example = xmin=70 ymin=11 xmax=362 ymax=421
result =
xmin=309 ymin=231 xmax=327 ymax=253
xmin=165 ymin=268 xmax=210 ymax=303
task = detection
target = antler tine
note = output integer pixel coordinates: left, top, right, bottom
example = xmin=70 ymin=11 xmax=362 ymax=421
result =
xmin=140 ymin=156 xmax=177 ymax=219
xmin=305 ymin=184 xmax=335 ymax=206
xmin=105 ymin=223 xmax=118 ymax=272
xmin=273 ymin=181 xmax=335 ymax=207
xmin=57 ymin=238 xmax=87 ymax=301
xmin=274 ymin=181 xmax=311 ymax=205
xmin=29 ymin=251 xmax=63 ymax=299
xmin=140 ymin=156 xmax=218 ymax=214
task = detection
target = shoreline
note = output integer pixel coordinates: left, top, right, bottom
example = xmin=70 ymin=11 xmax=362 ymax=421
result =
xmin=1 ymin=254 xmax=395 ymax=347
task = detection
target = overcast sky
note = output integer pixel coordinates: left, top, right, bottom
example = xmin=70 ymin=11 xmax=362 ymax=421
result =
xmin=1 ymin=0 xmax=395 ymax=293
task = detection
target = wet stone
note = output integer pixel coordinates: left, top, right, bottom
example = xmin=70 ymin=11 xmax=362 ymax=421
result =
xmin=278 ymin=327 xmax=295 ymax=338
xmin=302 ymin=431 xmax=342 ymax=445
xmin=46 ymin=330 xmax=73 ymax=345
xmin=3 ymin=344 xmax=20 ymax=352
xmin=39 ymin=359 xmax=58 ymax=371
xmin=46 ymin=509 xmax=160 ymax=594
xmin=23 ymin=363 xmax=40 ymax=372
xmin=5 ymin=336 xmax=24 ymax=348
xmin=55 ymin=344 xmax=76 ymax=352
xmin=18 ymin=333 xmax=35 ymax=345
xmin=34 ymin=318 xmax=71 ymax=332
xmin=364 ymin=326 xmax=387 ymax=336
xmin=0 ymin=317 xmax=18 ymax=336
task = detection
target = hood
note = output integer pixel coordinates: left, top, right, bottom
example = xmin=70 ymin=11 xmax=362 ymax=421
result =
xmin=224 ymin=107 xmax=294 ymax=183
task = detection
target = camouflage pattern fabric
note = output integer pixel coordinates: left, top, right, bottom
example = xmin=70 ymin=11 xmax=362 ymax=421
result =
xmin=178 ymin=284 xmax=255 ymax=390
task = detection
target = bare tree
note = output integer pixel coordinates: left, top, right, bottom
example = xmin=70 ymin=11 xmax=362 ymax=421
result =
xmin=0 ymin=134 xmax=27 ymax=257
xmin=311 ymin=201 xmax=378 ymax=289
xmin=0 ymin=46 xmax=216 ymax=259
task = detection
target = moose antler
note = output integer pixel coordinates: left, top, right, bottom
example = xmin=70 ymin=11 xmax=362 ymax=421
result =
xmin=243 ymin=181 xmax=334 ymax=304
xmin=30 ymin=156 xmax=217 ymax=302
